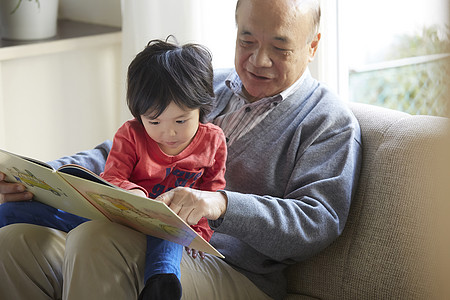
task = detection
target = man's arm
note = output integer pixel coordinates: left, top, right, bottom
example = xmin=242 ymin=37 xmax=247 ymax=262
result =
xmin=47 ymin=140 xmax=112 ymax=174
xmin=211 ymin=124 xmax=362 ymax=263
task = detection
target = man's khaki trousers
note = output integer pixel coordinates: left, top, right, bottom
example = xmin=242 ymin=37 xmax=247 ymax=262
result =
xmin=0 ymin=221 xmax=272 ymax=300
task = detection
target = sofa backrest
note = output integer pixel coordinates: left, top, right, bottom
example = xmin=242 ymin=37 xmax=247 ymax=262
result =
xmin=286 ymin=102 xmax=447 ymax=299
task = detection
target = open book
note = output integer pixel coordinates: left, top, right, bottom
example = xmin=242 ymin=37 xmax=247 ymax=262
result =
xmin=0 ymin=148 xmax=223 ymax=258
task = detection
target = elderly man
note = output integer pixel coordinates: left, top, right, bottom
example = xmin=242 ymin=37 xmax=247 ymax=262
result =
xmin=0 ymin=0 xmax=361 ymax=299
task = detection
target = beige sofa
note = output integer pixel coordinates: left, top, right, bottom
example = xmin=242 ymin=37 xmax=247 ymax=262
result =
xmin=285 ymin=102 xmax=449 ymax=299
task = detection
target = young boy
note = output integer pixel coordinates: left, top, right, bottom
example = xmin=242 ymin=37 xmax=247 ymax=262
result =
xmin=100 ymin=39 xmax=227 ymax=300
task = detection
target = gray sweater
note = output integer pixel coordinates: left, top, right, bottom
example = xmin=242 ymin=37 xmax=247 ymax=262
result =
xmin=207 ymin=69 xmax=362 ymax=299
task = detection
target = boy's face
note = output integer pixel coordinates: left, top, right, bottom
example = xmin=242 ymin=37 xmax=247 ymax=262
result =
xmin=141 ymin=102 xmax=200 ymax=156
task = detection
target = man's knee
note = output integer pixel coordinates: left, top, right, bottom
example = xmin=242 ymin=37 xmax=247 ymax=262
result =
xmin=66 ymin=220 xmax=146 ymax=253
xmin=0 ymin=223 xmax=66 ymax=257
xmin=65 ymin=221 xmax=146 ymax=285
xmin=65 ymin=220 xmax=111 ymax=252
xmin=0 ymin=223 xmax=66 ymax=300
xmin=63 ymin=221 xmax=146 ymax=299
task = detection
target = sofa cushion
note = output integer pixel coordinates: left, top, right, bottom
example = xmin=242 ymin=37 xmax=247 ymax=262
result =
xmin=285 ymin=102 xmax=447 ymax=299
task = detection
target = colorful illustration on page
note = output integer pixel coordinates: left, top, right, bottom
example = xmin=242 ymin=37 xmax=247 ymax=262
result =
xmin=85 ymin=191 xmax=196 ymax=244
xmin=7 ymin=167 xmax=67 ymax=197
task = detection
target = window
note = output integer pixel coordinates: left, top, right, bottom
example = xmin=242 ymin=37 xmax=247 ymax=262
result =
xmin=338 ymin=0 xmax=449 ymax=116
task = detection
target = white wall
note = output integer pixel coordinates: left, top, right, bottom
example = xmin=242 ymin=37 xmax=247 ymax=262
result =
xmin=0 ymin=0 xmax=123 ymax=161
xmin=59 ymin=0 xmax=122 ymax=27
xmin=0 ymin=39 xmax=122 ymax=162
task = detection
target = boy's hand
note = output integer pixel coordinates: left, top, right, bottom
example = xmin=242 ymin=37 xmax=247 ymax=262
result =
xmin=0 ymin=172 xmax=33 ymax=203
xmin=185 ymin=247 xmax=205 ymax=259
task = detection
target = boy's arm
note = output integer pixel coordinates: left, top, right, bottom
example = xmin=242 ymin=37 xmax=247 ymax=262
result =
xmin=101 ymin=124 xmax=148 ymax=196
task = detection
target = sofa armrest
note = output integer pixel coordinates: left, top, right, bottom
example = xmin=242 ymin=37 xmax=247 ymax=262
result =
xmin=285 ymin=103 xmax=447 ymax=299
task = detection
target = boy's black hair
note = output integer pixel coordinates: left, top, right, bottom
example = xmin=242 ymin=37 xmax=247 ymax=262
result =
xmin=127 ymin=38 xmax=214 ymax=124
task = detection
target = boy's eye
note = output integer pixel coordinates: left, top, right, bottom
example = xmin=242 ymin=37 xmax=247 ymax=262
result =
xmin=148 ymin=121 xmax=159 ymax=125
xmin=176 ymin=120 xmax=186 ymax=124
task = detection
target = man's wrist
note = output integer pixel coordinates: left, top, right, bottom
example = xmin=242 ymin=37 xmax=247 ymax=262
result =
xmin=218 ymin=190 xmax=228 ymax=218
xmin=208 ymin=191 xmax=226 ymax=229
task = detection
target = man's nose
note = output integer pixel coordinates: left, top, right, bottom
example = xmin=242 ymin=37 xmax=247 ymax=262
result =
xmin=249 ymin=47 xmax=272 ymax=68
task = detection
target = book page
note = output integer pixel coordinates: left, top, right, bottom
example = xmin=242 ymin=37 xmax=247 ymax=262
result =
xmin=59 ymin=171 xmax=224 ymax=258
xmin=0 ymin=149 xmax=107 ymax=220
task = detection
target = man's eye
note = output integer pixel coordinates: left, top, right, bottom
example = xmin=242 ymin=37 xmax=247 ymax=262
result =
xmin=274 ymin=46 xmax=288 ymax=51
xmin=240 ymin=39 xmax=254 ymax=46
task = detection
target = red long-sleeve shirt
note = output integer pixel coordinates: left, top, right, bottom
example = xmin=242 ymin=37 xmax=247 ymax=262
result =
xmin=101 ymin=119 xmax=227 ymax=241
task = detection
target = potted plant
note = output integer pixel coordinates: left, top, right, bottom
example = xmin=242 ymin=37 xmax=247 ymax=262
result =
xmin=10 ymin=0 xmax=40 ymax=14
xmin=0 ymin=0 xmax=59 ymax=41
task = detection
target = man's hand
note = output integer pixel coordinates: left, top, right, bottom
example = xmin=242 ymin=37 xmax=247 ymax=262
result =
xmin=0 ymin=172 xmax=33 ymax=203
xmin=156 ymin=187 xmax=228 ymax=225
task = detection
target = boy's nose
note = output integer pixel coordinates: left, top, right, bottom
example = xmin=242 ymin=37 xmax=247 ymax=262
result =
xmin=168 ymin=128 xmax=176 ymax=137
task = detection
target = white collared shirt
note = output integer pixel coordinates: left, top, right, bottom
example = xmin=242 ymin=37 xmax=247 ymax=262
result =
xmin=213 ymin=69 xmax=309 ymax=146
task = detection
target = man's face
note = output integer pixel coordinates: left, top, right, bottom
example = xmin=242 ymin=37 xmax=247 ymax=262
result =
xmin=235 ymin=0 xmax=320 ymax=102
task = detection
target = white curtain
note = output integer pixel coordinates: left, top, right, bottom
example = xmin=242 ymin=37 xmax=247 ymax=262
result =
xmin=119 ymin=0 xmax=237 ymax=121
xmin=121 ymin=0 xmax=236 ymax=68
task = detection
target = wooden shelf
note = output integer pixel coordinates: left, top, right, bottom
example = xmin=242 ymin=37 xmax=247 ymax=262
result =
xmin=0 ymin=20 xmax=121 ymax=61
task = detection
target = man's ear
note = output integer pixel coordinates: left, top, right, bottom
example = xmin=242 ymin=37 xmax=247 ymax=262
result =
xmin=308 ymin=32 xmax=321 ymax=61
